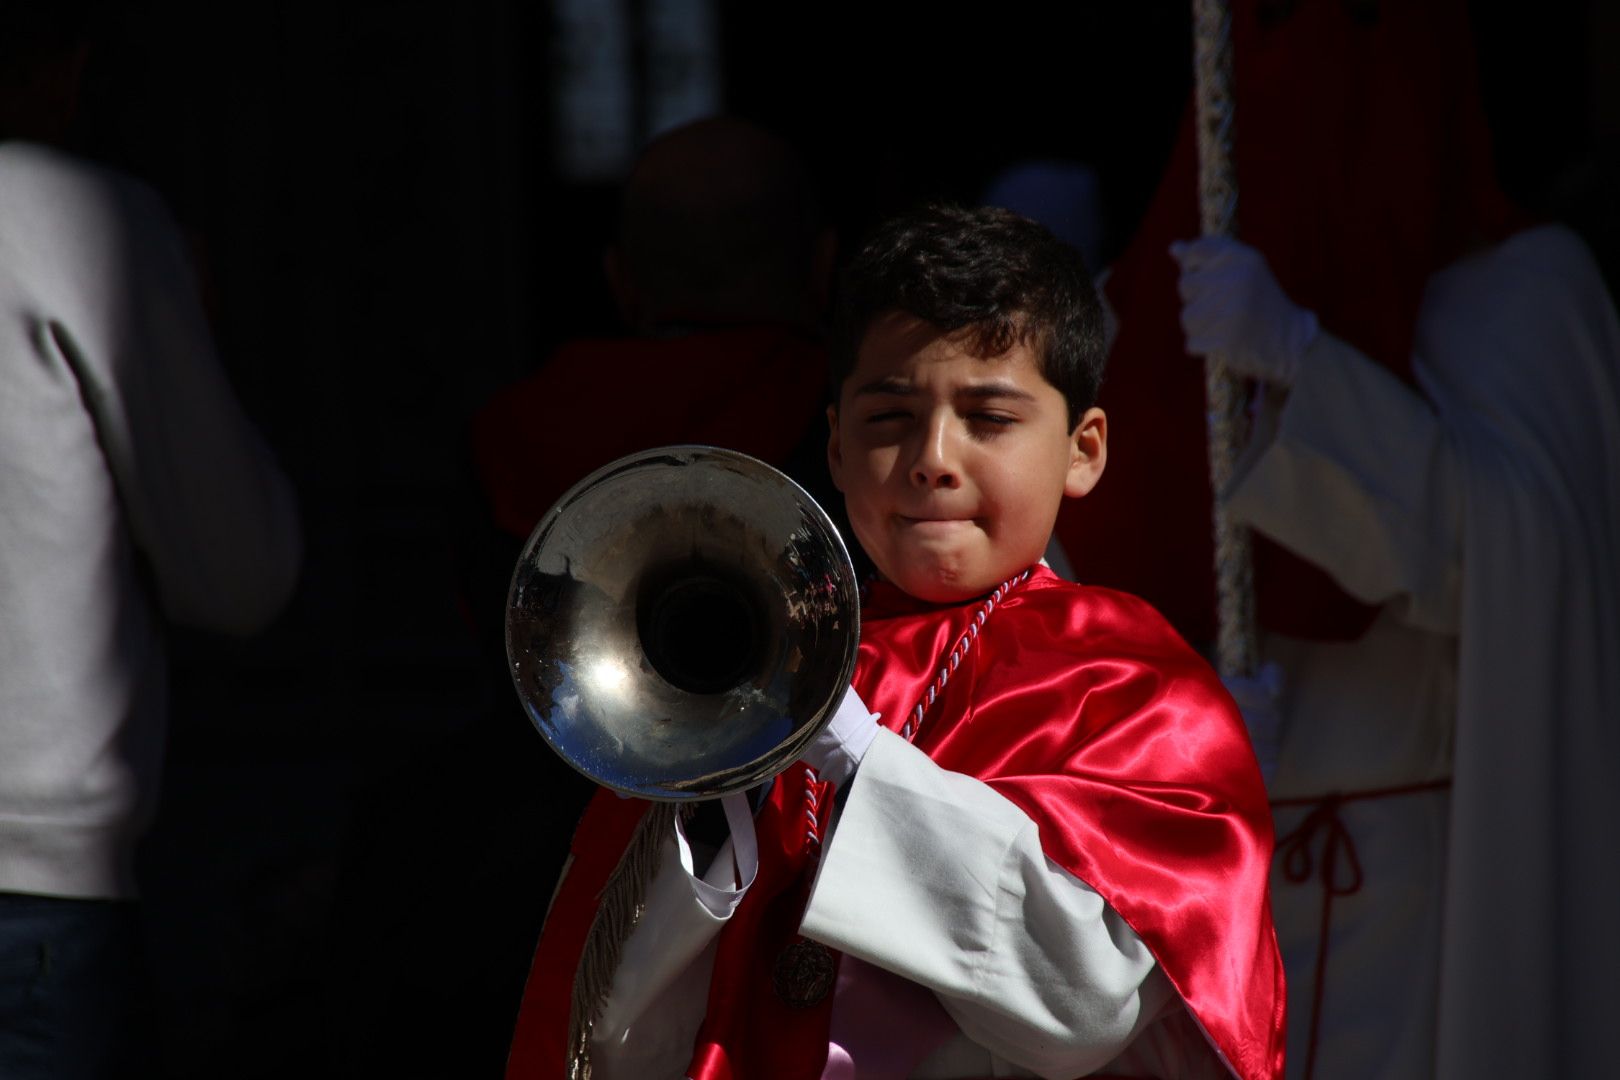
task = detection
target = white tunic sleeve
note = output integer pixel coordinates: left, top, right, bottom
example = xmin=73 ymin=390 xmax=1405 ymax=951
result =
xmin=1224 ymin=332 xmax=1464 ymax=634
xmin=801 ymin=729 xmax=1176 ymax=1079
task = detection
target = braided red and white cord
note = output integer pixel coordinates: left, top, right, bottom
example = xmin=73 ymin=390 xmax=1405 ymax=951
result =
xmin=805 ymin=567 xmax=1033 ymax=846
xmin=902 ymin=569 xmax=1032 ymax=741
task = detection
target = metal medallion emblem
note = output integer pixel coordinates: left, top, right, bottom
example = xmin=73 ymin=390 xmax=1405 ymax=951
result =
xmin=772 ymin=939 xmax=835 ymax=1008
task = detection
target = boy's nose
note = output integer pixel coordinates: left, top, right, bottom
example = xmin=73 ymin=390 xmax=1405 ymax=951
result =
xmin=910 ymin=421 xmax=961 ymax=490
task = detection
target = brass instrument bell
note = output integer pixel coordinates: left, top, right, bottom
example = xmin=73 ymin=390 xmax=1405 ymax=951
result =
xmin=505 ymin=446 xmax=861 ymax=801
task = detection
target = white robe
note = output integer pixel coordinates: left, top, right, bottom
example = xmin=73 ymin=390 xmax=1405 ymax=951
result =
xmin=589 ymin=729 xmax=1229 ymax=1080
xmin=1224 ymin=225 xmax=1620 ymax=1077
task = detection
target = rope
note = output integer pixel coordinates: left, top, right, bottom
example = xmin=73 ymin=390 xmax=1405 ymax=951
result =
xmin=1191 ymin=0 xmax=1258 ymax=678
xmin=900 ymin=570 xmax=1031 ymax=742
xmin=1270 ymin=779 xmax=1452 ymax=1079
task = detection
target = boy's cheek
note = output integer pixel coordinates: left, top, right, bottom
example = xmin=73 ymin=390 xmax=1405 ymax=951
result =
xmin=855 ymin=442 xmax=900 ymax=475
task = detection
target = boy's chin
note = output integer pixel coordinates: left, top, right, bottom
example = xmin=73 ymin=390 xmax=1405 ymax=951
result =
xmin=880 ymin=563 xmax=1024 ymax=605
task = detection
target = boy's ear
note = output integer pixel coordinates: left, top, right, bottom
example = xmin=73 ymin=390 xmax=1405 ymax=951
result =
xmin=1064 ymin=407 xmax=1107 ymax=499
xmin=826 ymin=404 xmax=847 ymax=492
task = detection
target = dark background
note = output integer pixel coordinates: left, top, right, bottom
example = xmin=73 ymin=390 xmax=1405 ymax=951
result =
xmin=40 ymin=1 xmax=1616 ymax=1074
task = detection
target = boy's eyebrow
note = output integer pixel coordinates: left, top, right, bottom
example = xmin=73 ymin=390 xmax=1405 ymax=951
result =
xmin=957 ymin=381 xmax=1038 ymax=402
xmin=850 ymin=377 xmax=1038 ymax=402
xmin=851 ymin=376 xmax=917 ymax=396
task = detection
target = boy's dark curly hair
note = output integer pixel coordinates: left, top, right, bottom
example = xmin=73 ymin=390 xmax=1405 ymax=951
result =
xmin=830 ymin=203 xmax=1107 ymax=424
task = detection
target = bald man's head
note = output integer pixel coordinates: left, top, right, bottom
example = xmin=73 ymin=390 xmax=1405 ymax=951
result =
xmin=608 ymin=117 xmax=831 ymax=330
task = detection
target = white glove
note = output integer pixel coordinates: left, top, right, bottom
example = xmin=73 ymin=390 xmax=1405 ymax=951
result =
xmin=1222 ymin=661 xmax=1285 ymax=787
xmin=802 ymin=686 xmax=881 ymax=790
xmin=1169 ymin=237 xmax=1319 ymax=386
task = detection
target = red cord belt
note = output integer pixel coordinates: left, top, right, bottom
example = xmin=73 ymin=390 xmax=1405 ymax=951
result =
xmin=1269 ymin=778 xmax=1452 ymax=1079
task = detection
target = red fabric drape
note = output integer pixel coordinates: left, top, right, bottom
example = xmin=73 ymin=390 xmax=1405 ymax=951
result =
xmin=1057 ymin=0 xmax=1523 ymax=643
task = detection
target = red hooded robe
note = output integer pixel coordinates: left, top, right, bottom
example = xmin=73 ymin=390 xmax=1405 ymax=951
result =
xmin=1057 ymin=0 xmax=1522 ymax=645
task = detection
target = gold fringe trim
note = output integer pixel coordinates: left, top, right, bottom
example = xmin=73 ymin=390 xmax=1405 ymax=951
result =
xmin=566 ymin=801 xmax=686 ymax=1079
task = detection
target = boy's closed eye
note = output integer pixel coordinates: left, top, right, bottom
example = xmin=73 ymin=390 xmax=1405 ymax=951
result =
xmin=866 ymin=406 xmax=1022 ymax=424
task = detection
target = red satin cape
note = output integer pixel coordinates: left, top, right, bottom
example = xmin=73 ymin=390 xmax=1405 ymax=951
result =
xmin=506 ymin=568 xmax=1284 ymax=1079
xmin=1056 ymin=0 xmax=1523 ymax=644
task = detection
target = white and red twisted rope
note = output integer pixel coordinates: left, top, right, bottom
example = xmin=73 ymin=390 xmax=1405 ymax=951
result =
xmin=902 ymin=569 xmax=1032 ymax=740
xmin=803 ymin=774 xmax=823 ymax=845
xmin=806 ymin=567 xmax=1034 ymax=846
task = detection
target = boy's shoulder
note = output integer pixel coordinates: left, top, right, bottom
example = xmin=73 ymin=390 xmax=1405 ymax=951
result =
xmin=1006 ymin=572 xmax=1251 ymax=767
xmin=861 ymin=567 xmax=1229 ymax=712
xmin=1008 ymin=569 xmax=1235 ymax=706
xmin=1017 ymin=569 xmax=1207 ymax=661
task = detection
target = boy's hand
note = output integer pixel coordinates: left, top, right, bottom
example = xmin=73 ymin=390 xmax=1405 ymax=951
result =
xmin=1169 ymin=237 xmax=1319 ymax=386
xmin=1222 ymin=661 xmax=1285 ymax=787
xmin=803 ymin=686 xmax=881 ymax=789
